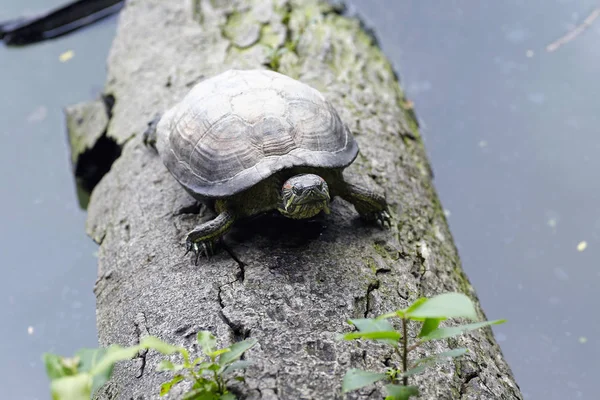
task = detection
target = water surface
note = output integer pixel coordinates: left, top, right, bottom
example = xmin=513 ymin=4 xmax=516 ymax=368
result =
xmin=0 ymin=1 xmax=116 ymax=398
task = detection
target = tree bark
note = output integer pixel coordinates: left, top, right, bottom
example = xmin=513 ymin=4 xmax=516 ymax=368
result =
xmin=68 ymin=0 xmax=523 ymax=399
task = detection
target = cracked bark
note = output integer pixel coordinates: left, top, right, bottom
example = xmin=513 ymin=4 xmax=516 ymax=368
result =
xmin=133 ymin=312 xmax=150 ymax=378
xmin=70 ymin=0 xmax=523 ymax=399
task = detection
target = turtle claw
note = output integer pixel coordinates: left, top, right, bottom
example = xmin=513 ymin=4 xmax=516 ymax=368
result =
xmin=185 ymin=238 xmax=217 ymax=265
xmin=376 ymin=209 xmax=392 ymax=229
xmin=142 ymin=113 xmax=161 ymax=151
xmin=361 ymin=208 xmax=392 ymax=229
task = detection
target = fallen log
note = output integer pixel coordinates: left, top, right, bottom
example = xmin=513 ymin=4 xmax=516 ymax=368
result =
xmin=67 ymin=0 xmax=523 ymax=398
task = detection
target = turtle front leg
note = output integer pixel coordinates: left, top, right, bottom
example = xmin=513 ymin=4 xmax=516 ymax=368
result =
xmin=185 ymin=209 xmax=236 ymax=264
xmin=339 ymin=181 xmax=391 ymax=228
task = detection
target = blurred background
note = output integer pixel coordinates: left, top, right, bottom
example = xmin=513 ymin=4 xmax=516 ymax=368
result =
xmin=1 ymin=1 xmax=598 ymax=399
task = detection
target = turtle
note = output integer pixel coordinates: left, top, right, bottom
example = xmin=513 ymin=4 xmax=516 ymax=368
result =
xmin=144 ymin=69 xmax=390 ymax=263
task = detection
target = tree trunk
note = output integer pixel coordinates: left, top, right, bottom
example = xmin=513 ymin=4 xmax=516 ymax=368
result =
xmin=68 ymin=0 xmax=523 ymax=399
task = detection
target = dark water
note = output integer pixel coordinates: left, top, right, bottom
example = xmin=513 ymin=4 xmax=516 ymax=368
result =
xmin=1 ymin=1 xmax=598 ymax=399
xmin=0 ymin=1 xmax=116 ymax=398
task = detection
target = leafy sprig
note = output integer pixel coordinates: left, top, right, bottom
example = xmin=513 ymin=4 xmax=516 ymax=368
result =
xmin=340 ymin=292 xmax=506 ymax=399
xmin=43 ymin=332 xmax=256 ymax=400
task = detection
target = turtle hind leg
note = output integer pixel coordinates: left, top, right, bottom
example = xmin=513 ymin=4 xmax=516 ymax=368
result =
xmin=339 ymin=181 xmax=392 ymax=228
xmin=142 ymin=113 xmax=162 ymax=151
xmin=185 ymin=209 xmax=237 ymax=264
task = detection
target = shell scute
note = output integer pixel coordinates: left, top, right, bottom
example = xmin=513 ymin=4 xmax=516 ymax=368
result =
xmin=156 ymin=69 xmax=358 ymax=197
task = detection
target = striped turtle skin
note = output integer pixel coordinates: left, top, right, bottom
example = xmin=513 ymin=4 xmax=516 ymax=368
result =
xmin=155 ymin=69 xmax=358 ymax=198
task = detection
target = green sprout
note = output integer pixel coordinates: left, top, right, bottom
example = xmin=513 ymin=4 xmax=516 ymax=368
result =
xmin=43 ymin=333 xmax=257 ymax=400
xmin=158 ymin=331 xmax=257 ymax=400
xmin=340 ymin=292 xmax=506 ymax=399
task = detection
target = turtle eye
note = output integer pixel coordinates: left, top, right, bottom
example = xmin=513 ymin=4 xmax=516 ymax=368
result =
xmin=292 ymin=186 xmax=301 ymax=195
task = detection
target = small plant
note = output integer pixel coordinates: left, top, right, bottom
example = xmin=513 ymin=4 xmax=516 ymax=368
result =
xmin=341 ymin=292 xmax=506 ymax=399
xmin=265 ymin=39 xmax=298 ymax=71
xmin=43 ymin=333 xmax=256 ymax=400
xmin=159 ymin=331 xmax=257 ymax=399
xmin=44 ymin=336 xmax=175 ymax=400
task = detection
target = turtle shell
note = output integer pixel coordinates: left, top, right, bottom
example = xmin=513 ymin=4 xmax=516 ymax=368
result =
xmin=156 ymin=69 xmax=358 ymax=198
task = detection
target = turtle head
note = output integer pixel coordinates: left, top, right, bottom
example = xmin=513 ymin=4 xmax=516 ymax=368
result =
xmin=279 ymin=174 xmax=331 ymax=219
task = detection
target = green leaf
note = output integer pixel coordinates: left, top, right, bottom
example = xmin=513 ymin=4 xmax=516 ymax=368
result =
xmin=141 ymin=336 xmax=183 ymax=355
xmin=82 ymin=347 xmax=127 ymax=395
xmin=158 ymin=360 xmax=174 ymax=371
xmin=343 ymin=331 xmax=402 ymax=341
xmin=160 ymin=375 xmax=184 ymax=396
xmin=76 ymin=348 xmax=108 ymax=374
xmin=140 ymin=336 xmax=189 ymax=366
xmin=442 ymin=348 xmax=468 ymax=358
xmin=404 ymin=349 xmax=468 ymax=378
xmin=399 ymin=365 xmax=427 ymax=378
xmin=218 ymin=338 xmax=257 ymax=366
xmin=88 ymin=344 xmax=141 ymax=377
xmin=350 ymin=318 xmax=395 ymax=332
xmin=417 ymin=318 xmax=443 ymax=338
xmin=50 ymin=374 xmax=93 ymax=400
xmin=43 ymin=353 xmax=78 ymax=379
xmin=197 ymin=331 xmax=217 ymax=356
xmin=157 ymin=360 xmax=184 ymax=372
xmin=190 ymin=376 xmax=214 ymax=389
xmin=222 ymin=360 xmax=252 ymax=375
xmin=421 ymin=320 xmax=506 ymax=341
xmin=205 ymin=362 xmax=221 ymax=372
xmin=346 ymin=318 xmax=400 ymax=345
xmin=208 ymin=348 xmax=231 ymax=360
xmin=196 ymin=361 xmax=214 ymax=371
xmin=220 ymin=393 xmax=237 ymax=400
xmin=182 ymin=386 xmax=220 ymax=400
xmin=384 ymin=384 xmax=419 ymax=399
xmin=414 ymin=348 xmax=468 ymax=366
xmin=75 ymin=347 xmax=121 ymax=395
xmin=405 ymin=293 xmax=478 ymax=320
xmin=342 ymin=369 xmax=388 ymax=393
xmin=403 ymin=297 xmax=428 ymax=315
xmin=376 ymin=311 xmax=401 ymax=320
xmin=192 ymin=357 xmax=205 ymax=366
xmin=70 ymin=346 xmax=126 ymax=394
xmin=91 ymin=368 xmax=114 ymax=396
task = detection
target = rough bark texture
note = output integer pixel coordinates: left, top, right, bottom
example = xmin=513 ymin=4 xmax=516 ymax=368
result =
xmin=69 ymin=0 xmax=523 ymax=399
